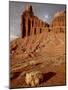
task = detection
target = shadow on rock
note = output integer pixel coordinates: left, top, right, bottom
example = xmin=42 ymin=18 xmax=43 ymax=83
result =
xmin=10 ymin=71 xmax=22 ymax=80
xmin=42 ymin=72 xmax=56 ymax=83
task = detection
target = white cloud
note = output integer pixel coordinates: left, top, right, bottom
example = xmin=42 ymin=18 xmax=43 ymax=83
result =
xmin=44 ymin=14 xmax=49 ymax=19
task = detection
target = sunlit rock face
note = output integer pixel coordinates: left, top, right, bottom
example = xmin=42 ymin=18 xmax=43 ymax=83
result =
xmin=25 ymin=71 xmax=43 ymax=87
xmin=50 ymin=11 xmax=66 ymax=33
xmin=20 ymin=5 xmax=49 ymax=38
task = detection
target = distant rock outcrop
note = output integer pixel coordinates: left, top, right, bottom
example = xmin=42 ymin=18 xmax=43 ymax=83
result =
xmin=50 ymin=11 xmax=66 ymax=33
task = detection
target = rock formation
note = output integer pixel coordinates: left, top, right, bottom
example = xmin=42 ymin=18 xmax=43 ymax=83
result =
xmin=20 ymin=5 xmax=49 ymax=38
xmin=20 ymin=5 xmax=66 ymax=38
xmin=50 ymin=11 xmax=66 ymax=33
xmin=25 ymin=71 xmax=43 ymax=87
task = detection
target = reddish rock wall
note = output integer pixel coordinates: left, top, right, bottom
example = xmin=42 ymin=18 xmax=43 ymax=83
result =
xmin=20 ymin=5 xmax=49 ymax=38
xmin=50 ymin=11 xmax=66 ymax=33
xmin=20 ymin=5 xmax=66 ymax=38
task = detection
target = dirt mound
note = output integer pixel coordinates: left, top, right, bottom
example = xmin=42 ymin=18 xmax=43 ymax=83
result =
xmin=10 ymin=32 xmax=65 ymax=60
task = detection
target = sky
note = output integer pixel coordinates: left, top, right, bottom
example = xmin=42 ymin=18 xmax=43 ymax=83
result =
xmin=9 ymin=1 xmax=66 ymax=39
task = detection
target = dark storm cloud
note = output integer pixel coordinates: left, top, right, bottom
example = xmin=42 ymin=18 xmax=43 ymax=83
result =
xmin=9 ymin=1 xmax=66 ymax=37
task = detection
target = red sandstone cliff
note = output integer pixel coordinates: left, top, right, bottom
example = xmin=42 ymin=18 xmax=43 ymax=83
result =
xmin=50 ymin=11 xmax=66 ymax=33
xmin=20 ymin=5 xmax=49 ymax=38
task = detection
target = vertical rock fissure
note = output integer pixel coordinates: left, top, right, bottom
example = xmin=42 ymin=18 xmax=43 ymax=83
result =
xmin=28 ymin=19 xmax=31 ymax=36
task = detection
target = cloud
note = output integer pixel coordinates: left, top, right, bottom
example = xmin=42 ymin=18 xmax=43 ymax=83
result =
xmin=44 ymin=14 xmax=49 ymax=19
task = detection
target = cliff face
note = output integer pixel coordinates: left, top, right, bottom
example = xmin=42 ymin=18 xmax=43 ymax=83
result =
xmin=50 ymin=11 xmax=66 ymax=33
xmin=20 ymin=5 xmax=49 ymax=38
xmin=20 ymin=5 xmax=66 ymax=38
